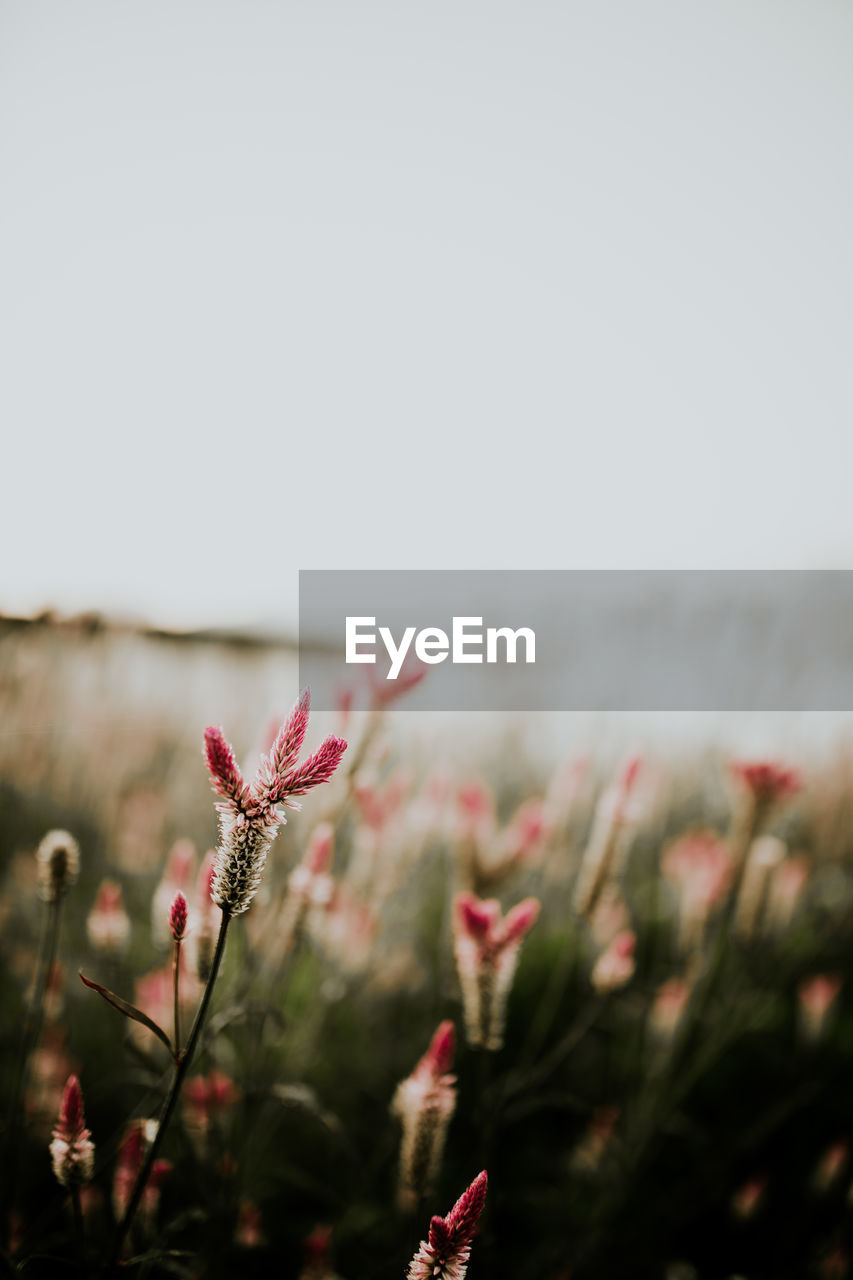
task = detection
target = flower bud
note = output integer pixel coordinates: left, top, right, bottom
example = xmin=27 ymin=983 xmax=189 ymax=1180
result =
xmin=50 ymin=1075 xmax=94 ymax=1187
xmin=169 ymin=891 xmax=188 ymax=941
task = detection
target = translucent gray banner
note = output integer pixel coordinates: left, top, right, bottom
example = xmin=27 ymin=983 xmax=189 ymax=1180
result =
xmin=298 ymin=571 xmax=853 ymax=711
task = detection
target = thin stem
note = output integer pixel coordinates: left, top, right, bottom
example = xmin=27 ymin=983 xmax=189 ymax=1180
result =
xmin=70 ymin=1183 xmax=87 ymax=1277
xmin=3 ymin=895 xmax=64 ymax=1222
xmin=172 ymin=939 xmax=182 ymax=1056
xmin=110 ymin=909 xmax=231 ymax=1267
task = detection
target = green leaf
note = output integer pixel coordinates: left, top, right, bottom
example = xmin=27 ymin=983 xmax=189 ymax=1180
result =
xmin=79 ymin=971 xmax=173 ymax=1055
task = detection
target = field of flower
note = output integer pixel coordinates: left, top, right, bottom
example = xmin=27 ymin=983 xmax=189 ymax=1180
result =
xmin=3 ymin=617 xmax=853 ymax=1279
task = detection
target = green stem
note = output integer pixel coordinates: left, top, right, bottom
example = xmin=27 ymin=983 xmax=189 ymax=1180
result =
xmin=172 ymin=939 xmax=182 ymax=1056
xmin=70 ymin=1182 xmax=87 ymax=1277
xmin=110 ymin=909 xmax=231 ymax=1266
xmin=3 ymin=894 xmax=64 ymax=1221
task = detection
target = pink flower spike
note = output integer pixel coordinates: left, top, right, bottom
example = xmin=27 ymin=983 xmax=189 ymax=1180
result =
xmin=305 ymin=823 xmax=334 ymax=876
xmin=393 ymin=1022 xmax=458 ymax=1208
xmin=407 ymin=1170 xmax=488 ymax=1280
xmin=591 ymin=929 xmax=636 ymax=994
xmin=87 ymin=878 xmax=131 ymax=955
xmin=731 ymin=759 xmax=801 ymax=806
xmin=446 ymin=1169 xmax=488 ymax=1244
xmin=169 ymin=891 xmax=188 ymax=942
xmin=501 ymin=898 xmax=541 ymax=946
xmin=426 ymin=1020 xmax=456 ymax=1076
xmin=457 ymin=893 xmax=500 ymax=942
xmin=267 ymin=689 xmax=312 ymax=782
xmin=113 ymin=1121 xmax=147 ymax=1220
xmin=50 ymin=1074 xmax=95 ymax=1187
xmin=203 ymin=727 xmax=246 ymax=804
xmin=276 ymin=735 xmax=348 ymax=802
xmin=60 ymin=1074 xmax=83 ymax=1132
xmin=453 ymin=893 xmax=541 ymax=1049
xmin=798 ymin=973 xmax=843 ymax=1042
xmin=368 ymin=654 xmax=428 ymax=709
xmin=620 ymin=754 xmax=642 ymax=796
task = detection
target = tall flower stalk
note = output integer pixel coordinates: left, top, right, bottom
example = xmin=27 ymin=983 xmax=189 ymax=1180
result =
xmin=3 ymin=831 xmax=79 ymax=1229
xmin=169 ymin=892 xmax=188 ymax=1053
xmin=107 ymin=694 xmax=345 ymax=1261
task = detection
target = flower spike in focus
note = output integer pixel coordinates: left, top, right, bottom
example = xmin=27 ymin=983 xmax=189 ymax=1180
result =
xmin=407 ymin=1169 xmax=488 ymax=1280
xmin=204 ymin=693 xmax=347 ymax=916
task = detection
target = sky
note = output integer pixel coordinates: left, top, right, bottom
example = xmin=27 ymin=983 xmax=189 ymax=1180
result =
xmin=2 ymin=0 xmax=852 ymax=631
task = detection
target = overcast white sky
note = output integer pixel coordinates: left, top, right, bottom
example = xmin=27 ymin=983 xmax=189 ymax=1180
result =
xmin=2 ymin=1 xmax=852 ymax=632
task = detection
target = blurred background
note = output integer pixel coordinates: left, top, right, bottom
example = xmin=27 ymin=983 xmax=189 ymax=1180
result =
xmin=2 ymin=0 xmax=853 ymax=635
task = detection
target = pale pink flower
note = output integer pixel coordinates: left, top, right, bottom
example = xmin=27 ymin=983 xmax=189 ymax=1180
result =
xmin=662 ymin=830 xmax=732 ymax=949
xmin=731 ymin=760 xmax=800 ymax=807
xmin=406 ymin=1169 xmax=487 ymax=1280
xmin=453 ymin=893 xmax=540 ymax=1050
xmin=649 ymin=977 xmax=691 ymax=1043
xmin=471 ymin=796 xmax=551 ymax=888
xmin=169 ymin=890 xmax=188 ymax=941
xmin=455 ymin=779 xmax=547 ymax=892
xmin=451 ymin=780 xmax=498 ymax=892
xmin=573 ymin=757 xmax=643 ymax=918
xmin=392 ymin=1021 xmax=457 ymax=1210
xmin=354 ymin=772 xmax=411 ymax=833
xmin=591 ymin=930 xmax=636 ymax=994
xmin=183 ymin=1069 xmax=240 ymax=1136
xmin=112 ymin=1121 xmax=147 ymax=1220
xmin=455 ymin=781 xmax=496 ymax=844
xmin=501 ymin=797 xmax=550 ymax=862
xmin=204 ymin=690 xmax=347 ymax=916
xmin=87 ymin=878 xmax=131 ymax=955
xmin=290 ymin=823 xmax=336 ymax=905
xmin=50 ymin=1075 xmax=94 ymax=1187
xmin=280 ymin=823 xmax=336 ymax=956
xmin=798 ymin=973 xmax=842 ymax=1043
xmin=544 ymin=755 xmax=589 ymax=831
xmin=588 ymin=884 xmax=631 ymax=950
